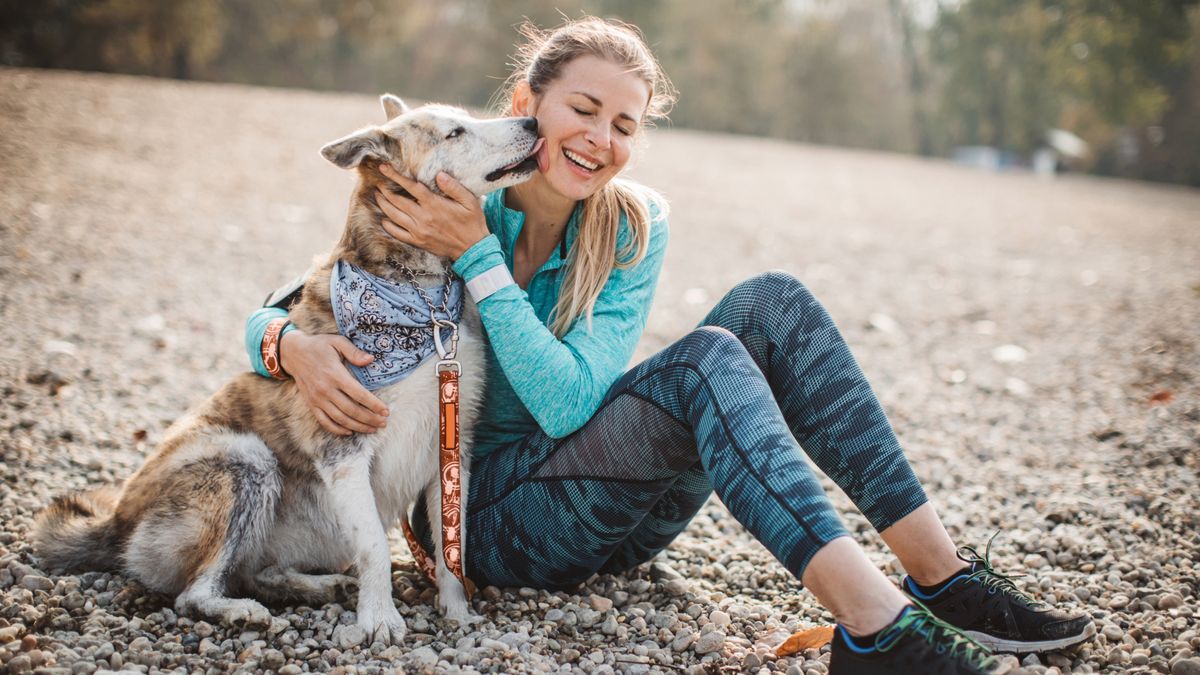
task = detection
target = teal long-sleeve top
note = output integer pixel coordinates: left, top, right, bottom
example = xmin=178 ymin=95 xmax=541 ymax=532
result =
xmin=246 ymin=187 xmax=669 ymax=457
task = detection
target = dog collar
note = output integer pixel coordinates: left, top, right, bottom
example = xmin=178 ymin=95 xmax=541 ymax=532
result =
xmin=330 ymin=259 xmax=464 ymax=391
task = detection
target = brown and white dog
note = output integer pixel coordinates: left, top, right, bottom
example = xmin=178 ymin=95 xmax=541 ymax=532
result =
xmin=33 ymin=95 xmax=541 ymax=645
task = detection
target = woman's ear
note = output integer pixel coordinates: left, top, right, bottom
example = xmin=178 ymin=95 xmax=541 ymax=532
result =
xmin=512 ymin=80 xmax=535 ymax=117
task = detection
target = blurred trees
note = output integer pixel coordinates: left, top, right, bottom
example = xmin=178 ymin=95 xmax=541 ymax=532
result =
xmin=1 ymin=0 xmax=1198 ymax=185
xmin=927 ymin=0 xmax=1199 ymax=179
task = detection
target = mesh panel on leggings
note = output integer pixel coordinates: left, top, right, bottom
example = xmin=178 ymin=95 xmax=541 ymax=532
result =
xmin=531 ymin=394 xmax=693 ymax=482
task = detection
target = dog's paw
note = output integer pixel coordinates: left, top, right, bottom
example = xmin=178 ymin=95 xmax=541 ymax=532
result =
xmin=357 ymin=606 xmax=407 ymax=646
xmin=439 ymin=596 xmax=472 ymax=624
xmin=217 ymin=599 xmax=272 ymax=629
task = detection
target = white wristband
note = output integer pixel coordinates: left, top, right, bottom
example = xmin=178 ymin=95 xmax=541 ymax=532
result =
xmin=465 ymin=264 xmax=516 ymax=302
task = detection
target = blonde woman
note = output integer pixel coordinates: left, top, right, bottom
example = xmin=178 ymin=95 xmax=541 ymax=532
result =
xmin=247 ymin=17 xmax=1091 ymax=674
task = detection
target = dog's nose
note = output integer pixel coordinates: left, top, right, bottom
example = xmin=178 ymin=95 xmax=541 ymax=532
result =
xmin=522 ymin=117 xmax=538 ymax=133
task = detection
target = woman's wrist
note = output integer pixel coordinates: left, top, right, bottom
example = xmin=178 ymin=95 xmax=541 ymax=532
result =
xmin=278 ymin=327 xmax=304 ymax=376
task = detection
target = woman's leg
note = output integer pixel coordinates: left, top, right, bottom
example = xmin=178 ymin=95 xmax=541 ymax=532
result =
xmin=413 ymin=327 xmax=907 ymax=632
xmin=699 ymin=270 xmax=961 ymax=578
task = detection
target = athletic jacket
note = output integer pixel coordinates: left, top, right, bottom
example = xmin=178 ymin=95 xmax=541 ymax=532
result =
xmin=246 ymin=187 xmax=669 ymax=458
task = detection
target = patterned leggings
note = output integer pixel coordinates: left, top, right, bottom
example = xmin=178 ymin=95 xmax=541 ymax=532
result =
xmin=413 ymin=271 xmax=927 ymax=590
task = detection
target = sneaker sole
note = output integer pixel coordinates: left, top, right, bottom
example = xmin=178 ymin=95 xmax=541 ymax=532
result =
xmin=965 ymin=622 xmax=1096 ymax=654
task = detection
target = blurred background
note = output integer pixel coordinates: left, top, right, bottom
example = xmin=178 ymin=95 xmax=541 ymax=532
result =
xmin=3 ymin=0 xmax=1199 ymax=186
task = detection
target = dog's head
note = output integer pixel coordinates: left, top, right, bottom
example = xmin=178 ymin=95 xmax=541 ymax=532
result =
xmin=320 ymin=94 xmax=542 ymax=195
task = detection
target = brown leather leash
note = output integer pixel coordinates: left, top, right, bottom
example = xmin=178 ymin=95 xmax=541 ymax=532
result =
xmin=400 ymin=318 xmax=474 ymax=599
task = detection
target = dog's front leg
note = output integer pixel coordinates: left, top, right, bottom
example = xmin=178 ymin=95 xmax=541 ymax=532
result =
xmin=319 ymin=453 xmax=405 ymax=646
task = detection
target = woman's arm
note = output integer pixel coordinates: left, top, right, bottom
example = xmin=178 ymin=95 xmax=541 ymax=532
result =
xmin=455 ymin=208 xmax=669 ymax=438
xmin=244 ymin=306 xmax=390 ymax=436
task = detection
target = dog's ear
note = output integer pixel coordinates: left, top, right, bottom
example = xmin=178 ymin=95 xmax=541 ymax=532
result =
xmin=320 ymin=127 xmax=389 ymax=169
xmin=381 ymin=94 xmax=409 ymax=121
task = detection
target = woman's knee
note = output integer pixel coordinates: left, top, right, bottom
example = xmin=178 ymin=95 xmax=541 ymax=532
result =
xmin=733 ymin=269 xmax=814 ymax=308
xmin=672 ymin=326 xmax=748 ymax=364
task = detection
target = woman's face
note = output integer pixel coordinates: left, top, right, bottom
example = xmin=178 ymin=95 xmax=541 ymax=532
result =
xmin=516 ymin=55 xmax=651 ymax=201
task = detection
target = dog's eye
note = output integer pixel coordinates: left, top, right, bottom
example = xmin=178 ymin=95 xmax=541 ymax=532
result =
xmin=446 ymin=127 xmax=465 ymax=139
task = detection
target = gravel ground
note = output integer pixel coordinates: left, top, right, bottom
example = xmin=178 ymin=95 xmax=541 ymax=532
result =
xmin=1 ymin=68 xmax=1198 ymax=674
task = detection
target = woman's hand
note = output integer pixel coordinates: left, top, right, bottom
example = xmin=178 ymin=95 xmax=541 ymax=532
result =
xmin=375 ymin=165 xmax=489 ymax=260
xmin=279 ymin=330 xmax=390 ymax=436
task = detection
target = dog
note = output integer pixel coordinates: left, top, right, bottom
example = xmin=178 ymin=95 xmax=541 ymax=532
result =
xmin=33 ymin=94 xmax=541 ymax=645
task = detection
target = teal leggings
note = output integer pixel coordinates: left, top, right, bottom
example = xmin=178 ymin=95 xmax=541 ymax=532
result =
xmin=414 ymin=271 xmax=927 ymax=589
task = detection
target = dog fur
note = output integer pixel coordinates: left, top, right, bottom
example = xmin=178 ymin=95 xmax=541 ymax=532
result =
xmin=33 ymin=95 xmax=541 ymax=645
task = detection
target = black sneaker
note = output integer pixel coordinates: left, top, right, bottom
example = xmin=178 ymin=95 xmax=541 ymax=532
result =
xmin=903 ymin=535 xmax=1096 ymax=654
xmin=830 ymin=604 xmax=1005 ymax=674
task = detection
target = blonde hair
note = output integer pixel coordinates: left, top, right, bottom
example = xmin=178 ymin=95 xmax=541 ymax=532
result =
xmin=496 ymin=17 xmax=677 ymax=337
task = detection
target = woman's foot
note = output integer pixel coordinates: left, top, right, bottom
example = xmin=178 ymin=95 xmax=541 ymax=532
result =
xmin=831 ymin=604 xmax=1006 ymax=674
xmin=902 ymin=536 xmax=1095 ymax=653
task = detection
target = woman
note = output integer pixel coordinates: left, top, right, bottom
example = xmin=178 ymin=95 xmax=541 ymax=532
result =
xmin=247 ymin=17 xmax=1092 ymax=674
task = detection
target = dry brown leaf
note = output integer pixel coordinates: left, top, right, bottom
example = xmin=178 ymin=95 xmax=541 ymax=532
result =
xmin=775 ymin=625 xmax=835 ymax=656
xmin=1149 ymin=390 xmax=1174 ymax=405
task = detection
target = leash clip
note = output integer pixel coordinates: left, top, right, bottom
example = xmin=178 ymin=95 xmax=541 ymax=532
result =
xmin=432 ymin=318 xmax=458 ymax=362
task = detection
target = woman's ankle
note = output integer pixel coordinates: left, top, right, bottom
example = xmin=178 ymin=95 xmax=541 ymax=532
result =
xmin=801 ymin=537 xmax=913 ymax=637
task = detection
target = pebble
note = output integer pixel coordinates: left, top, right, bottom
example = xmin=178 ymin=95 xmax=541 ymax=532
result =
xmin=19 ymin=576 xmax=52 ymax=592
xmin=332 ymin=624 xmax=366 ymax=649
xmin=1174 ymin=659 xmax=1200 ymax=675
xmin=1160 ymin=594 xmax=1185 ymax=610
xmin=694 ymin=631 xmax=725 ymax=655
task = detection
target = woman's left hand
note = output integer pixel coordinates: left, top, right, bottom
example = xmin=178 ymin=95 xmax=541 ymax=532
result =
xmin=375 ymin=164 xmax=489 ymax=261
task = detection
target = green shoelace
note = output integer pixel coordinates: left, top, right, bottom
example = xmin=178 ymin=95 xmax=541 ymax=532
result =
xmin=958 ymin=531 xmax=1042 ymax=607
xmin=876 ymin=603 xmax=999 ymax=671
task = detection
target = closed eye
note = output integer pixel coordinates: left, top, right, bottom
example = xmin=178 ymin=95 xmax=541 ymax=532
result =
xmin=572 ymin=107 xmax=594 ymax=117
xmin=446 ymin=127 xmax=465 ymax=139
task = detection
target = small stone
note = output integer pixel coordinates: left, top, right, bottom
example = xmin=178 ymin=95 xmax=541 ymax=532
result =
xmin=1160 ymin=594 xmax=1185 ymax=610
xmin=545 ymin=608 xmax=565 ymax=622
xmin=409 ymin=646 xmax=438 ymax=668
xmin=601 ymin=615 xmax=618 ymax=635
xmin=194 ymin=621 xmax=214 ymax=637
xmin=1102 ymin=624 xmax=1124 ymax=641
xmin=1046 ymin=653 xmax=1071 ymax=668
xmin=8 ymin=655 xmax=31 ymax=673
xmin=0 ymin=625 xmax=24 ymax=642
xmin=694 ymin=630 xmax=725 ymax=655
xmin=333 ymin=624 xmax=366 ymax=649
xmin=1173 ymin=659 xmax=1200 ymax=675
xmin=709 ymin=610 xmax=731 ymax=627
xmin=20 ymin=635 xmax=37 ymax=652
xmin=279 ymin=666 xmax=303 ymax=675
xmin=672 ymin=630 xmax=696 ymax=652
xmin=262 ymin=649 xmax=285 ymax=669
xmin=589 ymin=594 xmax=613 ymax=612
xmin=1108 ymin=594 xmax=1130 ymax=609
xmin=651 ymin=562 xmax=684 ymax=582
xmin=19 ymin=576 xmax=52 ymax=592
xmin=665 ymin=579 xmax=688 ymax=595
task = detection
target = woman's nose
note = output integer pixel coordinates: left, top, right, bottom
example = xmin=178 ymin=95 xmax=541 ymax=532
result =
xmin=585 ymin=120 xmax=610 ymax=149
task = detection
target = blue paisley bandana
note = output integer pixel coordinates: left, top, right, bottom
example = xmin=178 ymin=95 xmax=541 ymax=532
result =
xmin=330 ymin=259 xmax=464 ymax=391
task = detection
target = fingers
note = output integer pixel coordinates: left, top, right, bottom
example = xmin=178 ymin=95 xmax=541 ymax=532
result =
xmin=328 ymin=384 xmax=384 ymax=429
xmin=327 ymin=390 xmax=383 ymax=434
xmin=435 ymin=172 xmax=475 ymax=207
xmin=341 ymin=376 xmax=390 ymax=420
xmin=379 ymin=164 xmax=433 ymax=201
xmin=381 ymin=218 xmax=416 ymax=244
xmin=332 ymin=336 xmax=375 ymax=366
xmin=314 ymin=407 xmax=353 ymax=437
xmin=376 ymin=188 xmax=418 ymax=225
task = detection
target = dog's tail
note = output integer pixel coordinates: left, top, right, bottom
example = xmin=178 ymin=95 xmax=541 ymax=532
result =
xmin=33 ymin=487 xmax=122 ymax=573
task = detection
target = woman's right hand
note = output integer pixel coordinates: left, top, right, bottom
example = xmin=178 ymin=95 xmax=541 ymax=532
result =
xmin=279 ymin=330 xmax=389 ymax=436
